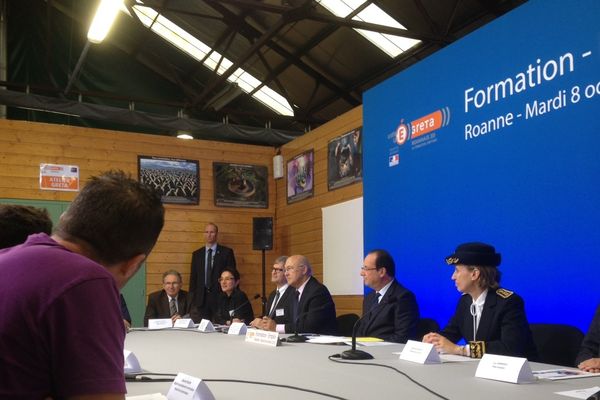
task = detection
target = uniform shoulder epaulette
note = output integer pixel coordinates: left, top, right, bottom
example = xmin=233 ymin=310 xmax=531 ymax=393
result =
xmin=496 ymin=288 xmax=514 ymax=299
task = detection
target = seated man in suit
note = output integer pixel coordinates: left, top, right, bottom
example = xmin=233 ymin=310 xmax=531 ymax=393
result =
xmin=250 ymin=256 xmax=294 ymax=329
xmin=355 ymin=249 xmax=419 ymax=343
xmin=262 ymin=254 xmax=337 ymax=335
xmin=577 ymin=305 xmax=600 ymax=372
xmin=144 ymin=269 xmax=192 ymax=326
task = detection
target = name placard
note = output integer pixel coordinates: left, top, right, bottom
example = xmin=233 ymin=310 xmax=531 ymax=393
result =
xmin=475 ymin=354 xmax=534 ymax=383
xmin=166 ymin=372 xmax=215 ymax=400
xmin=123 ymin=349 xmax=142 ymax=373
xmin=174 ymin=318 xmax=194 ymax=328
xmin=197 ymin=319 xmax=215 ymax=333
xmin=245 ymin=328 xmax=280 ymax=347
xmin=148 ymin=319 xmax=172 ymax=330
xmin=399 ymin=340 xmax=441 ymax=364
xmin=227 ymin=322 xmax=247 ymax=335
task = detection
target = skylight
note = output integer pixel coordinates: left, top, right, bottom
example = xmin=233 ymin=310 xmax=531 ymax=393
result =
xmin=122 ymin=5 xmax=294 ymax=116
xmin=316 ymin=0 xmax=420 ymax=58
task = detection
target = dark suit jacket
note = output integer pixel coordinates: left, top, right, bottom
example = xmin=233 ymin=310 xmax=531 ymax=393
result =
xmin=265 ymin=286 xmax=294 ymax=325
xmin=576 ymin=305 xmax=600 ymax=365
xmin=143 ymin=289 xmax=192 ymax=327
xmin=211 ymin=288 xmax=254 ymax=325
xmin=440 ymin=288 xmax=537 ymax=359
xmin=356 ymin=280 xmax=419 ymax=343
xmin=284 ymin=277 xmax=337 ymax=335
xmin=189 ymin=244 xmax=236 ymax=308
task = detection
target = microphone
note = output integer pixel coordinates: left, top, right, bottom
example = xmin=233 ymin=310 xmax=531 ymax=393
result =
xmin=286 ymin=301 xmax=335 ymax=343
xmin=340 ymin=295 xmax=397 ymax=360
xmin=229 ymin=293 xmax=260 ymax=323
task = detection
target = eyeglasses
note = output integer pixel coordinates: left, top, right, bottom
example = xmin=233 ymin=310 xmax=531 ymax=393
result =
xmin=164 ymin=281 xmax=181 ymax=286
xmin=272 ymin=268 xmax=284 ymax=272
xmin=218 ymin=277 xmax=235 ymax=282
xmin=360 ymin=266 xmax=378 ymax=271
xmin=284 ymin=265 xmax=303 ymax=272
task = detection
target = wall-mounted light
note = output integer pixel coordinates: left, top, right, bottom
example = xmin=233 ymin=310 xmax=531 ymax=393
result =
xmin=176 ymin=131 xmax=194 ymax=140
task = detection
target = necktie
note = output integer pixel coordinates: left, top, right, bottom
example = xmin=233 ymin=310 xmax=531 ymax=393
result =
xmin=371 ymin=292 xmax=381 ymax=311
xmin=169 ymin=297 xmax=177 ymax=316
xmin=268 ymin=290 xmax=281 ymax=318
xmin=205 ymin=248 xmax=213 ymax=287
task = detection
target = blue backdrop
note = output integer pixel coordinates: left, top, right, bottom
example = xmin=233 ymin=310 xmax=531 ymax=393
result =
xmin=363 ymin=0 xmax=600 ymax=332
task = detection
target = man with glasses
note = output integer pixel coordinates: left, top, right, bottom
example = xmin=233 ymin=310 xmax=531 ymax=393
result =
xmin=189 ymin=222 xmax=236 ymax=321
xmin=144 ymin=270 xmax=192 ymax=326
xmin=261 ymin=254 xmax=337 ymax=335
xmin=250 ymin=256 xmax=294 ymax=328
xmin=355 ymin=249 xmax=419 ymax=343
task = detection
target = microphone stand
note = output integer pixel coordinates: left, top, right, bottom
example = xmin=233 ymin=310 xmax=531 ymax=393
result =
xmin=286 ymin=301 xmax=334 ymax=343
xmin=286 ymin=326 xmax=308 ymax=342
xmin=341 ymin=310 xmax=374 ymax=360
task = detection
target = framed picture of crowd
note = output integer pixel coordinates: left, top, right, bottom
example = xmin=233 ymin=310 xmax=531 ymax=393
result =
xmin=213 ymin=162 xmax=268 ymax=208
xmin=138 ymin=155 xmax=199 ymax=205
xmin=287 ymin=149 xmax=314 ymax=204
xmin=327 ymin=127 xmax=362 ymax=190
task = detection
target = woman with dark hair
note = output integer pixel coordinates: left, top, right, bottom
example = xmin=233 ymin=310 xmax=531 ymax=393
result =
xmin=423 ymin=242 xmax=537 ymax=359
xmin=212 ymin=268 xmax=254 ymax=325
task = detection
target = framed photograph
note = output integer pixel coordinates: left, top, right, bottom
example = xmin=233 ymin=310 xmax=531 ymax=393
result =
xmin=287 ymin=150 xmax=314 ymax=203
xmin=213 ymin=162 xmax=268 ymax=208
xmin=327 ymin=127 xmax=362 ymax=190
xmin=138 ymin=156 xmax=199 ymax=205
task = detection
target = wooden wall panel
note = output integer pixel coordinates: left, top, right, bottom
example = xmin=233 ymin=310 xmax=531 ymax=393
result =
xmin=0 ymin=119 xmax=274 ymax=315
xmin=275 ymin=106 xmax=364 ymax=316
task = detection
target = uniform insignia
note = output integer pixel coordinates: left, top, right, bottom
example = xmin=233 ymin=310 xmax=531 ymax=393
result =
xmin=496 ymin=288 xmax=513 ymax=299
xmin=469 ymin=340 xmax=486 ymax=358
xmin=445 ymin=257 xmax=459 ymax=265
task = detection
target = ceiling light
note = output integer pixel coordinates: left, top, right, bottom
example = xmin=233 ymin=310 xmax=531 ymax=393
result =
xmin=88 ymin=0 xmax=124 ymax=44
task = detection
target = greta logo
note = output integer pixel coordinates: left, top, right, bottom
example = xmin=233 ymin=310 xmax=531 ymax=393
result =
xmin=395 ymin=107 xmax=451 ymax=146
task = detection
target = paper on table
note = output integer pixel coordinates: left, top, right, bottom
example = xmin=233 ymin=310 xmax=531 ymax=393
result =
xmin=439 ymin=354 xmax=479 ymax=363
xmin=534 ymin=369 xmax=600 ymax=381
xmin=555 ymin=386 xmax=600 ymax=399
xmin=306 ymin=335 xmax=347 ymax=344
xmin=126 ymin=393 xmax=167 ymax=400
xmin=390 ymin=352 xmax=478 ymax=362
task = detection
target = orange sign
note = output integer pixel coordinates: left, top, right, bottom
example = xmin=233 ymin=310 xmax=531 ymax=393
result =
xmin=39 ymin=164 xmax=80 ymax=192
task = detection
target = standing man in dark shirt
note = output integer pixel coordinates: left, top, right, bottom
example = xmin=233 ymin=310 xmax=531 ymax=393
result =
xmin=355 ymin=249 xmax=419 ymax=343
xmin=190 ymin=222 xmax=236 ymax=321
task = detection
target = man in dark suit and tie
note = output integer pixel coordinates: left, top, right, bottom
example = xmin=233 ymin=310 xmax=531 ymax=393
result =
xmin=250 ymin=256 xmax=294 ymax=328
xmin=262 ymin=254 xmax=337 ymax=335
xmin=355 ymin=249 xmax=419 ymax=343
xmin=144 ymin=270 xmax=192 ymax=326
xmin=189 ymin=222 xmax=236 ymax=321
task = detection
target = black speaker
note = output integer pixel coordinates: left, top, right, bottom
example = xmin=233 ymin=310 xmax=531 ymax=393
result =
xmin=253 ymin=217 xmax=273 ymax=250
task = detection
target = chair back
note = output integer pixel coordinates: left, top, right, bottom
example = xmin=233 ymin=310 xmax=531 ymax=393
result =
xmin=416 ymin=318 xmax=440 ymax=341
xmin=530 ymin=323 xmax=584 ymax=367
xmin=336 ymin=313 xmax=360 ymax=337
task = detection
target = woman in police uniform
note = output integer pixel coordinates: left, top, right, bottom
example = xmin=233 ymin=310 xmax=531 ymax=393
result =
xmin=423 ymin=242 xmax=537 ymax=359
